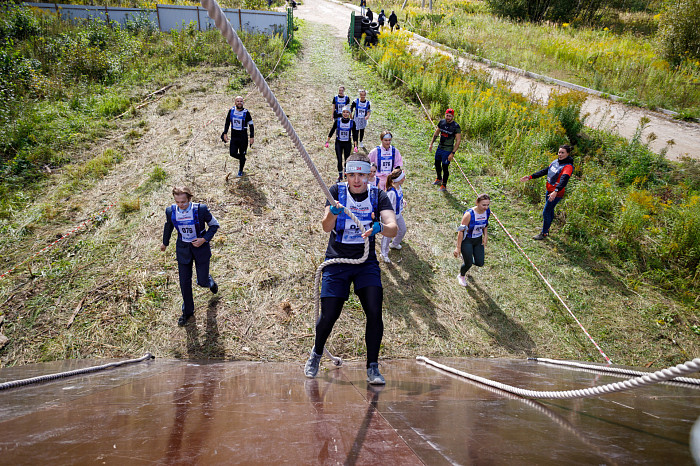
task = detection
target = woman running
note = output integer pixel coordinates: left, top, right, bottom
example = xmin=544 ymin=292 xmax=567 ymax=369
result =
xmin=368 ymin=130 xmax=403 ymax=190
xmin=304 ymin=153 xmax=398 ymax=385
xmin=454 ymin=193 xmax=491 ymax=286
xmin=325 ymin=107 xmax=358 ymax=182
xmin=380 ymin=168 xmax=407 ymax=263
xmin=351 ymin=89 xmax=371 ymax=150
xmin=519 ymin=144 xmax=574 ymax=240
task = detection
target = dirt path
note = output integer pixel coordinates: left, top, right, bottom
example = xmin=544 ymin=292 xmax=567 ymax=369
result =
xmin=297 ymin=0 xmax=700 ymax=160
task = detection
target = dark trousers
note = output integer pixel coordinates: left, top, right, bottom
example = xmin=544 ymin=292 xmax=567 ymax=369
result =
xmin=335 ymin=140 xmax=352 ymax=173
xmin=178 ymin=254 xmax=213 ymax=317
xmin=313 ymin=287 xmax=383 ymax=368
xmin=353 ymin=128 xmax=365 ymax=143
xmin=542 ymin=192 xmax=563 ymax=235
xmin=434 ymin=148 xmax=451 ymax=185
xmin=230 ymin=137 xmax=248 ymax=172
xmin=460 ymin=235 xmax=485 ymax=275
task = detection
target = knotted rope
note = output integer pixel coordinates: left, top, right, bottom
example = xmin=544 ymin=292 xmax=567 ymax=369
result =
xmin=417 ymin=356 xmax=700 ymax=399
xmin=201 ymin=0 xmax=372 ymax=366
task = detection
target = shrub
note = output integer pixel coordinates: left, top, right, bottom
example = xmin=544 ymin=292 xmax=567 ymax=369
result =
xmin=148 ymin=166 xmax=167 ymax=182
xmin=657 ymin=0 xmax=700 ymax=65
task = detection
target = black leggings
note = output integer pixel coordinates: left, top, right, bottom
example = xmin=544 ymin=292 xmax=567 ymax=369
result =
xmin=335 ymin=140 xmax=353 ymax=173
xmin=230 ymin=137 xmax=248 ymax=172
xmin=353 ymin=128 xmax=365 ymax=143
xmin=313 ymin=286 xmax=384 ymax=367
xmin=460 ymin=235 xmax=485 ymax=275
xmin=435 ymin=160 xmax=450 ymax=185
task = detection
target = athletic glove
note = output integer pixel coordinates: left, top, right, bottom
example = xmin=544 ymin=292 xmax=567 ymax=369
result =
xmin=329 ymin=204 xmax=343 ymax=215
xmin=324 ymin=142 xmax=329 ymax=148
xmin=370 ymin=221 xmax=383 ymax=236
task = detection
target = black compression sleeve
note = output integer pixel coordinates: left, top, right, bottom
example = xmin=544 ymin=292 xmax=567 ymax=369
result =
xmin=531 ymin=168 xmax=548 ymax=179
xmin=328 ymin=121 xmax=338 ymax=139
xmin=555 ymin=173 xmax=570 ymax=190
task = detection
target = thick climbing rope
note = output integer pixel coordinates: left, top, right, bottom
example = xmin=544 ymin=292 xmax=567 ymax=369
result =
xmin=201 ymin=0 xmax=372 ymax=366
xmin=417 ymin=356 xmax=700 ymax=399
xmin=352 ymin=34 xmax=612 ymax=364
xmin=0 ymin=353 xmax=154 ymax=391
xmin=530 ymin=357 xmax=700 ymax=386
xmin=436 ymin=363 xmax=618 ymax=463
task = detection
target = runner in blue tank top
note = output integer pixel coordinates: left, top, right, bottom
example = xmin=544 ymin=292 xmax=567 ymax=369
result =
xmin=304 ymin=153 xmax=398 ymax=385
xmin=331 ymin=85 xmax=351 ymax=120
xmin=221 ymin=96 xmax=254 ymax=177
xmin=350 ymin=89 xmax=371 ymax=149
xmin=454 ymin=193 xmax=490 ymax=286
xmin=325 ymin=107 xmax=358 ymax=182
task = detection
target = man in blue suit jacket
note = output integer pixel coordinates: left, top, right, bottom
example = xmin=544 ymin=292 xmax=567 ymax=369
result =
xmin=161 ymin=186 xmax=220 ymax=326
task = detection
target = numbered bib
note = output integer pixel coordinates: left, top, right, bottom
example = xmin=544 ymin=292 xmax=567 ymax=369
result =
xmin=174 ymin=207 xmax=197 ymax=243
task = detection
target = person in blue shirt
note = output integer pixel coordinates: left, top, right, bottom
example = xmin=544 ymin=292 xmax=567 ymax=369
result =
xmin=161 ymin=186 xmax=220 ymax=326
xmin=454 ymin=193 xmax=490 ymax=286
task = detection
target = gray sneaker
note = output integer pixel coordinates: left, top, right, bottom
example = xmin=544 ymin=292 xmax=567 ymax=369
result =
xmin=367 ymin=362 xmax=386 ymax=385
xmin=304 ymin=350 xmax=323 ymax=378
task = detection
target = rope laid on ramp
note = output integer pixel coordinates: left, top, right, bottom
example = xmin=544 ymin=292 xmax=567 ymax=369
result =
xmin=0 ymin=353 xmax=154 ymax=391
xmin=416 ymin=356 xmax=700 ymax=399
xmin=530 ymin=357 xmax=700 ymax=386
xmin=200 ymin=0 xmax=372 ymax=366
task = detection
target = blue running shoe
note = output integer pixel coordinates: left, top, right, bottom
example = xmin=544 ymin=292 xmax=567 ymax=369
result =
xmin=304 ymin=350 xmax=323 ymax=378
xmin=367 ymin=362 xmax=385 ymax=385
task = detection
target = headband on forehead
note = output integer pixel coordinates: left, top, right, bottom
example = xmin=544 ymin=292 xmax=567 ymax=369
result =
xmin=345 ymin=161 xmax=371 ymax=174
xmin=394 ymin=171 xmax=405 ymax=182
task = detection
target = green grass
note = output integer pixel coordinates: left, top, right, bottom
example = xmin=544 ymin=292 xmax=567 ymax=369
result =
xmin=390 ymin=1 xmax=700 ymax=117
xmin=0 ymin=5 xmax=299 ymax=221
xmin=0 ymin=17 xmax=696 ymax=370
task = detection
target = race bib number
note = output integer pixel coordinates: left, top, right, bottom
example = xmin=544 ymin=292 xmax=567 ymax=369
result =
xmin=178 ymin=225 xmax=197 ymax=243
xmin=380 ymin=158 xmax=392 ymax=173
xmin=339 ymin=130 xmax=350 ymax=140
xmin=341 ymin=218 xmax=370 ymax=243
xmin=232 ymin=118 xmax=243 ymax=131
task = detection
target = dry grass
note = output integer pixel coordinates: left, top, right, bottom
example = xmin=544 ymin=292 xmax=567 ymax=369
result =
xmin=0 ymin=21 xmax=697 ymax=369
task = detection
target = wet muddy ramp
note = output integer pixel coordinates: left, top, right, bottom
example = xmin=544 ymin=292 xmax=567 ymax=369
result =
xmin=1 ymin=357 xmax=698 ymax=464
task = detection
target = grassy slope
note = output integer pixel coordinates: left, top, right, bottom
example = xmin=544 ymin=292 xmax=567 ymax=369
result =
xmin=0 ymin=20 xmax=696 ymax=368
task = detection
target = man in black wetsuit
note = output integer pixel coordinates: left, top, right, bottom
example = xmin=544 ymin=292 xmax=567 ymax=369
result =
xmin=221 ymin=96 xmax=254 ymax=177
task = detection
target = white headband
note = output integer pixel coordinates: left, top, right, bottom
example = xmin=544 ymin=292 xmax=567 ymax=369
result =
xmin=394 ymin=171 xmax=405 ymax=182
xmin=345 ymin=161 xmax=371 ymax=174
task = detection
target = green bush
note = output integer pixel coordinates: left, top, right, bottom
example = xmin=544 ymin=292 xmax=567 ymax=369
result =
xmin=0 ymin=6 xmax=41 ymax=41
xmin=657 ymin=0 xmax=700 ymax=65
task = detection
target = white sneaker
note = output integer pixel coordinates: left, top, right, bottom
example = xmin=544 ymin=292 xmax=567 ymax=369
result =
xmin=457 ymin=274 xmax=467 ymax=287
xmin=389 ymin=243 xmax=402 ymax=250
xmin=380 ymin=254 xmax=391 ymax=264
xmin=359 ymin=142 xmax=364 ymax=148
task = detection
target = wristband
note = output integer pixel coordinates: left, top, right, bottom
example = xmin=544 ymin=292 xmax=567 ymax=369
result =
xmin=329 ymin=204 xmax=343 ymax=215
xmin=371 ymin=221 xmax=382 ymax=236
